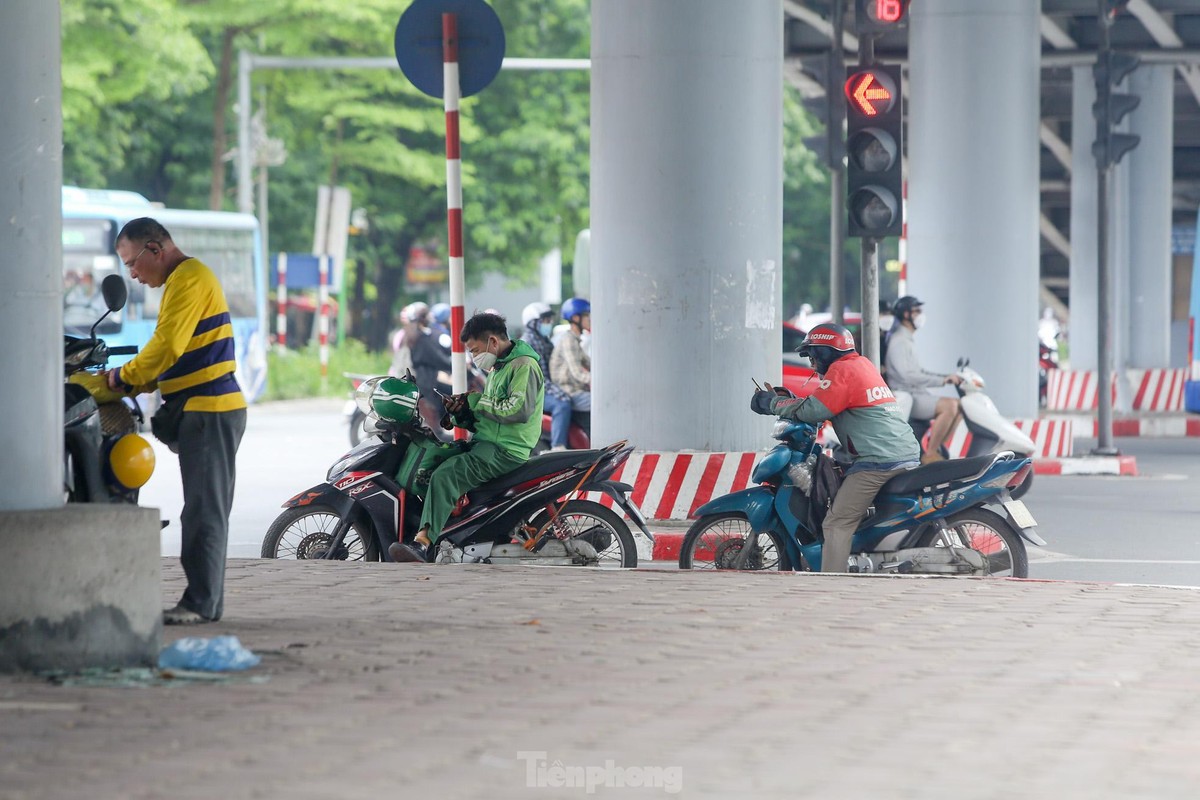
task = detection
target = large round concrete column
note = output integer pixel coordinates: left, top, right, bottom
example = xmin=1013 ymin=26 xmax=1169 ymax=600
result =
xmin=1127 ymin=65 xmax=1174 ymax=369
xmin=907 ymin=1 xmax=1041 ymax=418
xmin=1069 ymin=67 xmax=1099 ymax=372
xmin=0 ymin=1 xmax=63 ymax=510
xmin=0 ymin=4 xmax=160 ymax=672
xmin=590 ymin=0 xmax=782 ymax=451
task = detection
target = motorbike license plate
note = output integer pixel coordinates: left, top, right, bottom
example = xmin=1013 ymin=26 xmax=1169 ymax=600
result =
xmin=1003 ymin=499 xmax=1037 ymax=529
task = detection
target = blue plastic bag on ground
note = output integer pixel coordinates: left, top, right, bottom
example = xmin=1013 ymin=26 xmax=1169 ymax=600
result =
xmin=158 ymin=635 xmax=261 ymax=672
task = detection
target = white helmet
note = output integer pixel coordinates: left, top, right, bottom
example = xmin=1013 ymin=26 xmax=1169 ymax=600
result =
xmin=521 ymin=301 xmax=552 ymax=327
xmin=403 ymin=302 xmax=429 ymax=325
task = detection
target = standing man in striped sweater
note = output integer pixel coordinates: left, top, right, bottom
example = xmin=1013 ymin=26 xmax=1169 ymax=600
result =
xmin=107 ymin=217 xmax=247 ymax=625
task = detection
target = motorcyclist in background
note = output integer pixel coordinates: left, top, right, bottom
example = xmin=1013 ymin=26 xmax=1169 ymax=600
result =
xmin=884 ymin=296 xmax=963 ymax=464
xmin=403 ymin=302 xmax=453 ymax=421
xmin=550 ymin=297 xmax=592 ymax=418
xmin=521 ymin=301 xmax=574 ymax=451
xmin=752 ymin=323 xmax=920 ymax=573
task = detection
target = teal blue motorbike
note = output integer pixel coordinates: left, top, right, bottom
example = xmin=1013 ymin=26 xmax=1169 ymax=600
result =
xmin=678 ymin=418 xmax=1044 ymax=577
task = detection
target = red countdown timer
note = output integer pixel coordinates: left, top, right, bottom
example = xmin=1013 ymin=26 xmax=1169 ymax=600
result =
xmin=865 ymin=0 xmax=907 ymax=24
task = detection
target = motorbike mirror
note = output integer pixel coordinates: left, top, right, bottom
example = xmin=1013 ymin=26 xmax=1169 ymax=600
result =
xmin=956 ymin=356 xmax=968 ymax=369
xmin=100 ymin=273 xmax=127 ymax=313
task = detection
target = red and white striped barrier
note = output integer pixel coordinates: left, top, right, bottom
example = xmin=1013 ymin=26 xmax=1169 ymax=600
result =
xmin=1084 ymin=416 xmax=1200 ymax=438
xmin=592 ymin=452 xmax=760 ymax=522
xmin=442 ymin=12 xmax=468 ymax=442
xmin=594 ymin=421 xmax=1080 ymax=523
xmin=1045 ymin=369 xmax=1189 ymax=412
xmin=939 ymin=418 xmax=1076 ymax=459
xmin=276 ymin=253 xmax=288 ymax=351
xmin=317 ymin=254 xmax=330 ymax=378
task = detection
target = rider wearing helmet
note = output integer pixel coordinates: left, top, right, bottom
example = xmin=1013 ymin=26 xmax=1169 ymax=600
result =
xmin=430 ymin=302 xmax=451 ymax=339
xmin=521 ymin=302 xmax=574 ymax=450
xmin=884 ymin=296 xmax=963 ymax=463
xmin=752 ymin=322 xmax=920 ymax=573
xmin=389 ymin=311 xmax=545 ymax=563
xmin=550 ymin=297 xmax=591 ymax=416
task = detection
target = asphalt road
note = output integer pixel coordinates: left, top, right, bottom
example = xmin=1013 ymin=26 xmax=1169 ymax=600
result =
xmin=143 ymin=399 xmax=1200 ymax=584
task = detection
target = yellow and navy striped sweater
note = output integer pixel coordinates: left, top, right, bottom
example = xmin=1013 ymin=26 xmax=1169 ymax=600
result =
xmin=119 ymin=258 xmax=247 ymax=412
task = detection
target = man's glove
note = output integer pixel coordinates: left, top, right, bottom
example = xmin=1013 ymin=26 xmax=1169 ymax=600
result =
xmin=750 ymin=390 xmax=775 ymax=416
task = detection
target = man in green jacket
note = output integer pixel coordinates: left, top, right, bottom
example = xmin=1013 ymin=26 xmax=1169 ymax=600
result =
xmin=389 ymin=312 xmax=544 ymax=563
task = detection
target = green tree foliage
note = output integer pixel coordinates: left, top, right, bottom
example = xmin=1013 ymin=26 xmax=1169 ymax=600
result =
xmin=60 ymin=1 xmax=835 ymax=342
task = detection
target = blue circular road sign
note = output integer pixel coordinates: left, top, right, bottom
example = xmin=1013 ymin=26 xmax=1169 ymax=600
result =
xmin=394 ymin=0 xmax=506 ymax=99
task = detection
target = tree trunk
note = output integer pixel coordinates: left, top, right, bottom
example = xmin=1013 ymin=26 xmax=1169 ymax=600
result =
xmin=209 ymin=28 xmax=237 ymax=210
xmin=350 ymin=254 xmax=367 ymax=340
xmin=369 ymin=246 xmax=408 ymax=352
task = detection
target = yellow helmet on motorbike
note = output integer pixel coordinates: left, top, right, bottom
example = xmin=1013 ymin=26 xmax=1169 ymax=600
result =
xmin=106 ymin=433 xmax=156 ymax=491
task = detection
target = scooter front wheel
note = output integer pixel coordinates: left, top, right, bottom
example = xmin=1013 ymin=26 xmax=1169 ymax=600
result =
xmin=262 ymin=505 xmax=380 ymax=561
xmin=679 ymin=513 xmax=791 ymax=571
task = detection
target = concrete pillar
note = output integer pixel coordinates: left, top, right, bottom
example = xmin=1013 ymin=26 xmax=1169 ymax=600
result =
xmin=590 ymin=0 xmax=782 ymax=451
xmin=1126 ymin=64 xmax=1174 ymax=369
xmin=0 ymin=4 xmax=161 ymax=672
xmin=0 ymin=1 xmax=63 ymax=510
xmin=907 ymin=0 xmax=1041 ymax=418
xmin=1069 ymin=67 xmax=1099 ymax=371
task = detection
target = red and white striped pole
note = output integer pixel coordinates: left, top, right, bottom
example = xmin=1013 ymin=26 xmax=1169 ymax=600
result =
xmin=318 ymin=254 xmax=330 ymax=379
xmin=443 ymin=12 xmax=468 ymax=440
xmin=276 ymin=252 xmax=288 ymax=352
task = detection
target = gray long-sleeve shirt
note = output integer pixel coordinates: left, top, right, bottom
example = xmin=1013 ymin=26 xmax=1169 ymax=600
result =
xmin=883 ymin=324 xmax=947 ymax=392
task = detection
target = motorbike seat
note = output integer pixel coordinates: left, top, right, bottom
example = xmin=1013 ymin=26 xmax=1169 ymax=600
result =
xmin=877 ymin=453 xmax=999 ymax=496
xmin=463 ymin=449 xmax=604 ymax=503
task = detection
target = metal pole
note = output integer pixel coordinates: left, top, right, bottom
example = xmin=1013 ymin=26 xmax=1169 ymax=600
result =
xmin=829 ymin=0 xmax=846 ymax=324
xmin=237 ymin=49 xmax=253 ymax=215
xmin=862 ymin=237 xmax=880 ymax=366
xmin=443 ymin=13 xmax=468 ymax=441
xmin=1095 ymin=1 xmax=1117 ymax=455
xmin=858 ymin=26 xmax=879 ymax=365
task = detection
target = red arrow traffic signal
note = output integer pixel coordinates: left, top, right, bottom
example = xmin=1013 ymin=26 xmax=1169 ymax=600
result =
xmin=845 ymin=70 xmax=897 ymax=117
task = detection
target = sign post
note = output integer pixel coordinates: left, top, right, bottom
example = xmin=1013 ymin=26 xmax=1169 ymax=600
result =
xmin=395 ymin=0 xmax=504 ymax=438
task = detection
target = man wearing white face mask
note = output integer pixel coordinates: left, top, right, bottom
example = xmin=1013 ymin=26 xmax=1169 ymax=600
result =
xmin=884 ymin=296 xmax=962 ymax=463
xmin=389 ymin=311 xmax=544 ymax=563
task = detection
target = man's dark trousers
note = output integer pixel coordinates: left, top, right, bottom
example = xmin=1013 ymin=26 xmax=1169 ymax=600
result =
xmin=177 ymin=408 xmax=246 ymax=621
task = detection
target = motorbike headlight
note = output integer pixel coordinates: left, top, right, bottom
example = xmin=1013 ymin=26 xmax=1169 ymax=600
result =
xmin=771 ymin=419 xmax=793 ymax=439
xmin=354 ymin=376 xmax=385 ymax=415
xmin=65 ymin=344 xmax=98 ymax=368
xmin=326 ymin=438 xmax=386 ymax=481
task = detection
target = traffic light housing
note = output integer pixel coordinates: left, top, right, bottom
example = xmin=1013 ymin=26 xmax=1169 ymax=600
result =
xmin=855 ymin=0 xmax=909 ymax=34
xmin=1092 ymin=50 xmax=1140 ymax=169
xmin=844 ymin=64 xmax=903 ymax=238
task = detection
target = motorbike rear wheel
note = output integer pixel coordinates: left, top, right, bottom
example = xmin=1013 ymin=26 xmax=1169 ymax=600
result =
xmin=527 ymin=499 xmax=638 ymax=568
xmin=679 ymin=512 xmax=791 ymax=571
xmin=916 ymin=507 xmax=1028 ymax=578
xmin=262 ymin=505 xmax=380 ymax=561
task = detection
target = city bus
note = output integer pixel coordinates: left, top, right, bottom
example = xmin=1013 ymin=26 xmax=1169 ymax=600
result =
xmin=61 ymin=186 xmax=267 ymax=401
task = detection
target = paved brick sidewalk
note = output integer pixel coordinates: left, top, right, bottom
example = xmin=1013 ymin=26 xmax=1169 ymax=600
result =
xmin=4 ymin=560 xmax=1200 ymax=799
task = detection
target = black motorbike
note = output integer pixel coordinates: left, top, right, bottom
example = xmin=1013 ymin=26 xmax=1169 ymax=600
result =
xmin=63 ymin=274 xmax=155 ymax=503
xmin=265 ymin=388 xmax=651 ymax=567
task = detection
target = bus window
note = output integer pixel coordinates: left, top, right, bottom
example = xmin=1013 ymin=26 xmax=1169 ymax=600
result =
xmin=168 ymin=227 xmax=257 ymax=318
xmin=62 ymin=218 xmax=121 ymax=333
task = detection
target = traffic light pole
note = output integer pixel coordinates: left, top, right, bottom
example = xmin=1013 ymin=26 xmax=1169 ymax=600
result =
xmin=1094 ymin=1 xmax=1119 ymax=456
xmin=862 ymin=237 xmax=881 ymax=365
xmin=858 ymin=33 xmax=880 ymax=367
xmin=829 ymin=0 xmax=847 ymax=326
